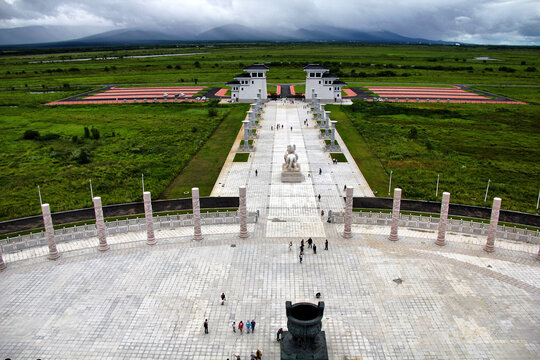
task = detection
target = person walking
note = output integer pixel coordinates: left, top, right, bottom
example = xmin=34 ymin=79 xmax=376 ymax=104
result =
xmin=313 ymin=244 xmax=317 ymax=254
xmin=289 ymin=241 xmax=292 ymax=251
xmin=318 ymin=194 xmax=321 ymax=202
xmin=321 ymin=210 xmax=325 ymax=216
xmin=301 ymin=239 xmax=304 ymax=247
xmin=256 ymin=349 xmax=262 ymax=359
xmin=325 ymin=239 xmax=328 ymax=250
xmin=221 ymin=292 xmax=226 ymax=305
xmin=319 ymin=168 xmax=322 ymax=175
xmin=251 ymin=320 xmax=256 ymax=333
xmin=277 ymin=328 xmax=283 ymax=341
xmin=307 ymin=238 xmax=313 ymax=248
xmin=239 ymin=320 xmax=244 ymax=333
xmin=251 ymin=352 xmax=256 ymax=360
xmin=299 ymin=253 xmax=303 ymax=263
xmin=232 ymin=321 xmax=236 ymax=333
xmin=246 ymin=320 xmax=251 ymax=333
xmin=255 ymin=169 xmax=258 ymax=176
xmin=203 ymin=319 xmax=209 ymax=334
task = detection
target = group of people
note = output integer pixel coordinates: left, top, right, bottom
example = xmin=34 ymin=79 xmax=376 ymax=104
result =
xmin=229 ymin=348 xmax=262 ymax=360
xmin=232 ymin=319 xmax=257 ymax=334
xmin=297 ymin=238 xmax=328 ymax=263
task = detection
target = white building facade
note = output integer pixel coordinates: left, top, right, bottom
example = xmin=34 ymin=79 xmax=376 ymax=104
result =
xmin=227 ymin=64 xmax=269 ymax=102
xmin=303 ymin=64 xmax=346 ymax=102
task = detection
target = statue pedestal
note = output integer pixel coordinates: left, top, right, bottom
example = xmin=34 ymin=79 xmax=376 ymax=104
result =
xmin=281 ymin=331 xmax=328 ymax=360
xmin=281 ymin=165 xmax=302 ymax=183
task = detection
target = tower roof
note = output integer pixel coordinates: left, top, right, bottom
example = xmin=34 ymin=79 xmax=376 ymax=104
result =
xmin=226 ymin=80 xmax=241 ymax=85
xmin=234 ymin=73 xmax=252 ymax=79
xmin=243 ymin=64 xmax=270 ymax=71
xmin=303 ymin=64 xmax=329 ymax=71
xmin=333 ymin=80 xmax=347 ymax=85
xmin=322 ymin=73 xmax=338 ymax=78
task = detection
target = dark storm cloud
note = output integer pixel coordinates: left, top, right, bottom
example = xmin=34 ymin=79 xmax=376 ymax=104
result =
xmin=0 ymin=0 xmax=539 ymax=44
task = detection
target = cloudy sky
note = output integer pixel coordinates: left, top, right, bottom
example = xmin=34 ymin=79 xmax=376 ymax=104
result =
xmin=1 ymin=0 xmax=539 ymax=45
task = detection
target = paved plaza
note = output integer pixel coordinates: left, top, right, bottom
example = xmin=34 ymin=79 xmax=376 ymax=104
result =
xmin=1 ymin=100 xmax=539 ymax=359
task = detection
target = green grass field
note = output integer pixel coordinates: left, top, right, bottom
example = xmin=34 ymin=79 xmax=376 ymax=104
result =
xmin=0 ymin=94 xmax=246 ymax=220
xmin=328 ymin=100 xmax=540 ymax=212
xmin=1 ymin=43 xmax=539 ymax=220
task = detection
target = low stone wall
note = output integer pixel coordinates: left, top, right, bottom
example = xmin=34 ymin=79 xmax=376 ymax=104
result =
xmin=0 ymin=197 xmax=239 ymax=235
xmin=352 ymin=197 xmax=540 ymax=227
xmin=1 ymin=210 xmax=257 ymax=253
xmin=332 ymin=210 xmax=540 ymax=245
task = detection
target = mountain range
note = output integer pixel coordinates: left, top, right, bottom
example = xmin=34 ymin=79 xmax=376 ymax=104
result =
xmin=0 ymin=24 xmax=453 ymax=47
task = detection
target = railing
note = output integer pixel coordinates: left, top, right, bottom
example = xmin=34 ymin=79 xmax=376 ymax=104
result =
xmin=1 ymin=211 xmax=257 ymax=253
xmin=332 ymin=210 xmax=540 ymax=244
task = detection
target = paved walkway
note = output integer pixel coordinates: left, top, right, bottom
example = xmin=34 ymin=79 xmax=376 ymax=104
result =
xmin=1 ymin=101 xmax=539 ymax=360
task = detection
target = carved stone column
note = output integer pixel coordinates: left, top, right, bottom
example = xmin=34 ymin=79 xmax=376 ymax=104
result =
xmin=192 ymin=187 xmax=203 ymax=241
xmin=144 ymin=191 xmax=156 ymax=245
xmin=42 ymin=203 xmax=60 ymax=260
xmin=93 ymin=197 xmax=109 ymax=251
xmin=388 ymin=188 xmax=402 ymax=241
xmin=435 ymin=192 xmax=450 ymax=246
xmin=343 ymin=187 xmax=354 ymax=238
xmin=0 ymin=246 xmax=6 ymax=270
xmin=239 ymin=186 xmax=248 ymax=238
xmin=242 ymin=120 xmax=250 ymax=150
xmin=484 ymin=197 xmax=502 ymax=253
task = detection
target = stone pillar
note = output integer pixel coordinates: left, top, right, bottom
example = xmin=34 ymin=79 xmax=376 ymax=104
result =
xmin=330 ymin=121 xmax=337 ymax=148
xmin=144 ymin=191 xmax=156 ymax=245
xmin=0 ymin=246 xmax=6 ymax=270
xmin=484 ymin=197 xmax=502 ymax=253
xmin=343 ymin=187 xmax=354 ymax=238
xmin=239 ymin=186 xmax=248 ymax=238
xmin=435 ymin=192 xmax=450 ymax=246
xmin=192 ymin=187 xmax=203 ymax=241
xmin=388 ymin=188 xmax=402 ymax=241
xmin=93 ymin=197 xmax=109 ymax=251
xmin=324 ymin=111 xmax=331 ymax=130
xmin=242 ymin=120 xmax=250 ymax=150
xmin=42 ymin=204 xmax=60 ymax=260
xmin=247 ymin=111 xmax=254 ymax=127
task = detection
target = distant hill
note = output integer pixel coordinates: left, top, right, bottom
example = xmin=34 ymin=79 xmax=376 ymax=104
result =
xmin=196 ymin=24 xmax=293 ymax=42
xmin=0 ymin=23 xmax=454 ymax=47
xmin=0 ymin=25 xmax=114 ymax=45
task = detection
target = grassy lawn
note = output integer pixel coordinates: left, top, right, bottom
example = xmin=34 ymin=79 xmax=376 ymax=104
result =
xmin=233 ymin=153 xmax=250 ymax=162
xmin=267 ymin=85 xmax=277 ymax=93
xmin=160 ymin=103 xmax=249 ymax=199
xmin=330 ymin=100 xmax=540 ymax=212
xmin=0 ymin=91 xmax=246 ymax=219
xmin=292 ymin=84 xmax=305 ymax=94
xmin=327 ymin=105 xmax=389 ymax=196
xmin=330 ymin=153 xmax=347 ymax=162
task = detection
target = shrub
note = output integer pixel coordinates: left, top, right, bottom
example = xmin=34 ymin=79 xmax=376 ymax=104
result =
xmin=194 ymin=61 xmax=201 ymax=68
xmin=525 ymin=67 xmax=537 ymax=72
xmin=23 ymin=130 xmax=40 ymax=140
xmin=84 ymin=126 xmax=90 ymax=138
xmin=37 ymin=133 xmax=60 ymax=141
xmin=407 ymin=127 xmax=418 ymax=139
xmin=71 ymin=135 xmax=79 ymax=143
xmin=208 ymin=108 xmax=218 ymax=117
xmin=70 ymin=148 xmax=91 ymax=164
xmin=91 ymin=127 xmax=100 ymax=140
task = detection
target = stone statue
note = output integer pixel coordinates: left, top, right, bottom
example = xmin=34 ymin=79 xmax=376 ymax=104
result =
xmin=281 ymin=145 xmax=302 ymax=182
xmin=283 ymin=144 xmax=299 ymax=171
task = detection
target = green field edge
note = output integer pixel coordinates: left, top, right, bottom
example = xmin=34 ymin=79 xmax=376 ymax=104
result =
xmin=159 ymin=103 xmax=249 ymax=198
